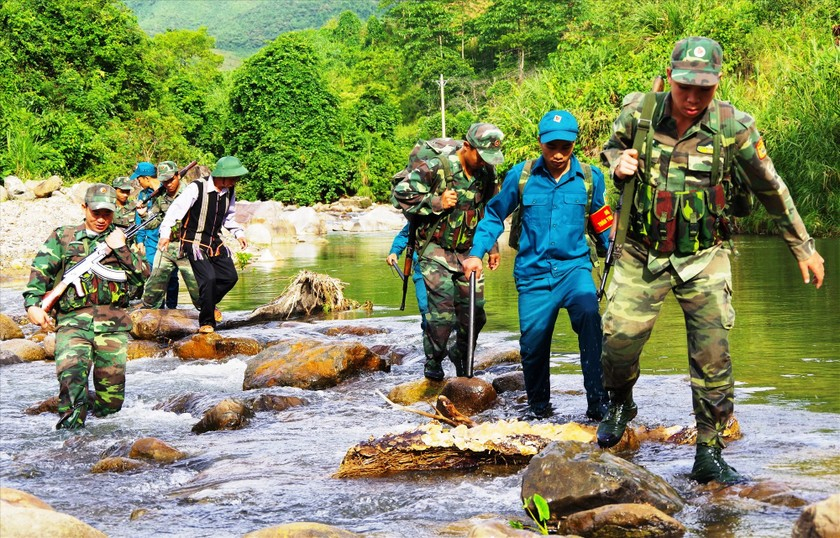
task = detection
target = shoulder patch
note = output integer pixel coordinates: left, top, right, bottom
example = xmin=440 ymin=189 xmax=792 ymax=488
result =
xmin=755 ymin=138 xmax=767 ymax=160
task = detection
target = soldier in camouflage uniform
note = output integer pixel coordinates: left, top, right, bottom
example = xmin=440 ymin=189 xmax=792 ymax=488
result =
xmin=140 ymin=162 xmax=200 ymax=310
xmin=112 ymin=176 xmax=136 ymax=232
xmin=597 ymin=37 xmax=825 ymax=483
xmin=393 ymin=123 xmax=504 ymax=380
xmin=23 ymin=184 xmax=149 ymax=429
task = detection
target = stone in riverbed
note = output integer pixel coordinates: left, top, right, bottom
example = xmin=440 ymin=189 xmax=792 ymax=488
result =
xmin=441 ymin=377 xmax=497 ymax=416
xmin=128 ymin=437 xmax=186 ymax=463
xmin=191 ymin=398 xmax=254 ymax=434
xmin=559 ymin=503 xmax=685 ymax=537
xmin=0 ymin=487 xmax=107 ymax=537
xmin=243 ymin=522 xmax=362 ymax=537
xmin=173 ymin=332 xmax=262 ymax=360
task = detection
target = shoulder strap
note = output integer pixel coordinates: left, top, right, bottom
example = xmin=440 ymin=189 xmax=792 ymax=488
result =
xmin=580 ymin=162 xmax=593 ymax=217
xmin=517 ymin=160 xmax=534 ymax=203
xmin=634 ymin=92 xmax=659 ymax=181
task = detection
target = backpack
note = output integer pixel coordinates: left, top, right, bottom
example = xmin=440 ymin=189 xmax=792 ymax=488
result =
xmin=390 ymin=138 xmax=462 ymax=204
xmin=508 ymin=160 xmax=597 ymax=254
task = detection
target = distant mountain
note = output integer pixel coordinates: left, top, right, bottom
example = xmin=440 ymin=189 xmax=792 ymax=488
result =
xmin=122 ymin=0 xmax=379 ymax=57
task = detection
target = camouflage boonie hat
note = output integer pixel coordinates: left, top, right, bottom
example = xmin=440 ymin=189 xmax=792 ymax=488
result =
xmin=157 ymin=160 xmax=178 ymax=182
xmin=465 ymin=123 xmax=504 ymax=165
xmin=112 ymin=176 xmax=132 ymax=191
xmin=670 ymin=36 xmax=722 ymax=87
xmin=85 ymin=183 xmax=117 ymax=212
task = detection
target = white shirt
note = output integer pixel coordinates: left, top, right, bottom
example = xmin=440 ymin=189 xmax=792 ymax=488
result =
xmin=158 ymin=177 xmax=244 ymax=241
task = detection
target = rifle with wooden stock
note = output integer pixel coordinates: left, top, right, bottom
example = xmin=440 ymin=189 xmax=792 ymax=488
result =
xmin=597 ymin=76 xmax=664 ymax=301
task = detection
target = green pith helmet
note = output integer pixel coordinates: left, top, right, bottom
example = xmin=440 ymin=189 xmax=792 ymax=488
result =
xmin=212 ymin=156 xmax=249 ymax=178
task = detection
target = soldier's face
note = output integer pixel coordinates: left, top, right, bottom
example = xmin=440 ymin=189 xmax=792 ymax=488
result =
xmin=213 ymin=176 xmax=238 ymax=191
xmin=539 ymin=139 xmax=575 ymax=177
xmin=115 ymin=190 xmax=130 ymax=204
xmin=83 ymin=205 xmax=114 ymax=234
xmin=460 ymin=143 xmax=485 ymax=175
xmin=138 ymin=175 xmax=154 ymax=189
xmin=667 ymin=69 xmax=718 ymax=122
xmin=164 ymin=176 xmax=179 ymax=195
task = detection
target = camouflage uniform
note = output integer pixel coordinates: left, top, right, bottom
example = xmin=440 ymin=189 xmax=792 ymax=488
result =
xmin=393 ymin=123 xmax=503 ymax=377
xmin=23 ymin=185 xmax=149 ymax=429
xmin=600 ymin=42 xmax=817 ymax=447
xmin=140 ymin=180 xmax=200 ymax=309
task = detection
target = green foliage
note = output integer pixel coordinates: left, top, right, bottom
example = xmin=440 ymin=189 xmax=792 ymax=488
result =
xmin=234 ymin=251 xmax=254 ymax=272
xmin=521 ymin=493 xmax=551 ymax=535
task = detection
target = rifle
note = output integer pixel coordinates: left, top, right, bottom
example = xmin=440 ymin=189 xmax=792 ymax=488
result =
xmin=399 ymin=220 xmax=417 ymax=311
xmin=597 ymin=75 xmax=664 ymax=301
xmin=41 ymin=160 xmax=198 ymax=313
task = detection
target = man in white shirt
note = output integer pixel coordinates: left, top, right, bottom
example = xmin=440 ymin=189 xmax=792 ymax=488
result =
xmin=158 ymin=156 xmax=249 ymax=333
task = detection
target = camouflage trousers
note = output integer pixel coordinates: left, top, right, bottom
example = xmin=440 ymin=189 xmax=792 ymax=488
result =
xmin=141 ymin=249 xmax=200 ymax=309
xmin=602 ymin=241 xmax=735 ymax=447
xmin=55 ymin=327 xmax=128 ymax=428
xmin=419 ymin=245 xmax=486 ymax=376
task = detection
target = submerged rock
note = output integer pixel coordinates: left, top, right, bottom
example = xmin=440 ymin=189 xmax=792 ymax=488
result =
xmin=90 ymin=457 xmax=146 ymax=474
xmin=792 ymin=493 xmax=840 ymax=538
xmin=0 ymin=338 xmax=47 ymax=362
xmin=387 ymin=378 xmax=446 ymax=405
xmin=173 ymin=332 xmax=262 ymax=360
xmin=243 ymin=521 xmax=362 ymax=537
xmin=243 ymin=338 xmax=387 ymax=390
xmin=559 ymin=503 xmax=685 ymax=537
xmin=191 ymin=398 xmax=254 ymax=434
xmin=441 ymin=377 xmax=497 ymax=416
xmin=250 ymin=394 xmax=306 ymax=412
xmin=127 ymin=339 xmax=167 ymax=360
xmin=130 ymin=308 xmax=199 ymax=340
xmin=521 ymin=441 xmax=684 ymax=521
xmin=128 ymin=437 xmax=186 ymax=463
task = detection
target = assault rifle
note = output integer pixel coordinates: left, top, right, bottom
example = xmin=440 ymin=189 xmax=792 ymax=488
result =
xmin=399 ymin=220 xmax=418 ymax=311
xmin=597 ymin=76 xmax=664 ymax=301
xmin=41 ymin=161 xmax=197 ymax=312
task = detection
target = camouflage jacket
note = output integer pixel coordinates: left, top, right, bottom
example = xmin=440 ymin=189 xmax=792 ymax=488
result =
xmin=23 ymin=223 xmax=149 ymax=332
xmin=150 ymin=183 xmax=187 ymax=258
xmin=601 ymin=92 xmax=815 ymax=278
xmin=392 ymin=151 xmax=499 ymax=253
xmin=113 ymin=203 xmax=135 ymax=230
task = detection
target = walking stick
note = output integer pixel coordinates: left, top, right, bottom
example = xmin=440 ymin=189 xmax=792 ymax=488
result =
xmin=467 ymin=271 xmax=476 ymax=378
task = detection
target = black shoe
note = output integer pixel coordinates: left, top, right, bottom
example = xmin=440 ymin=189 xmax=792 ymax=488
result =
xmin=586 ymin=401 xmax=609 ymax=422
xmin=524 ymin=403 xmax=553 ymax=420
xmin=596 ymin=400 xmax=638 ymax=448
xmin=423 ymin=359 xmax=445 ymax=381
xmin=690 ymin=444 xmax=745 ymax=484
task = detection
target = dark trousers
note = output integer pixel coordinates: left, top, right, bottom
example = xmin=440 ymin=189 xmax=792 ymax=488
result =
xmin=187 ymin=252 xmax=238 ymax=327
xmin=165 ymin=268 xmax=179 ymax=309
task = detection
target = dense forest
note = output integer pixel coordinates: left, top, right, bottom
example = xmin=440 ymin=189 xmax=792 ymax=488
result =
xmin=1 ymin=0 xmax=838 ymax=234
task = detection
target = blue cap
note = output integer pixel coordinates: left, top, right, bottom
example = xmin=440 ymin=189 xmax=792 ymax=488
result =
xmin=130 ymin=161 xmax=156 ymax=180
xmin=538 ymin=110 xmax=579 ymax=143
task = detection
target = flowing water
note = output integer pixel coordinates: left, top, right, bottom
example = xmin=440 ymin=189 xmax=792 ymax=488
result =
xmin=1 ymin=233 xmax=838 ymax=537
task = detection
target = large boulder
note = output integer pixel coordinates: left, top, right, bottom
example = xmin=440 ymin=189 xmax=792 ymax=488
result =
xmin=173 ymin=332 xmax=262 ymax=360
xmin=441 ymin=377 xmax=498 ymax=416
xmin=241 ymin=201 xmax=297 ymax=245
xmin=0 ymin=313 xmax=24 ymax=340
xmin=285 ymin=206 xmax=327 ymax=236
xmin=0 ymin=338 xmax=47 ymax=362
xmin=33 ymin=176 xmax=62 ymax=198
xmin=521 ymin=441 xmax=684 ymax=523
xmin=66 ymin=181 xmax=92 ymax=204
xmin=0 ymin=487 xmax=107 ymax=537
xmin=792 ymin=493 xmax=840 ymax=538
xmin=129 ymin=437 xmax=186 ymax=463
xmin=243 ymin=338 xmax=387 ymax=390
xmin=354 ymin=205 xmax=406 ymax=232
xmin=244 ymin=522 xmax=362 ymax=538
xmin=130 ymin=308 xmax=199 ymax=340
xmin=3 ymin=176 xmax=26 ymax=197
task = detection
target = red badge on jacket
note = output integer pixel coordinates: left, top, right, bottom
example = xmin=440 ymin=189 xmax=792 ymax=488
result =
xmin=589 ymin=205 xmax=614 ymax=234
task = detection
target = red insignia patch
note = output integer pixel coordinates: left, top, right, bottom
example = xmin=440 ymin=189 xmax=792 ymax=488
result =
xmin=755 ymin=138 xmax=767 ymax=160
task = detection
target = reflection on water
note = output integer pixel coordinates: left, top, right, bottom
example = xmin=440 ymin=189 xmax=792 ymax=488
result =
xmin=223 ymin=234 xmax=840 ymax=413
xmin=0 ymin=233 xmax=837 ymax=538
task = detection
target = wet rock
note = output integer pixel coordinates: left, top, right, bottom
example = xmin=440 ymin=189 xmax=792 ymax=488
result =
xmin=635 ymin=415 xmax=741 ymax=445
xmin=250 ymin=394 xmax=306 ymax=412
xmin=127 ymin=339 xmax=167 ymax=360
xmin=243 ymin=522 xmax=362 ymax=537
xmin=387 ymin=378 xmax=446 ymax=405
xmin=0 ymin=338 xmax=47 ymax=362
xmin=130 ymin=308 xmax=199 ymax=340
xmin=521 ymin=441 xmax=684 ymax=522
xmin=711 ymin=480 xmax=808 ymax=508
xmin=90 ymin=457 xmax=146 ymax=473
xmin=368 ymin=344 xmax=410 ymax=365
xmin=154 ymin=392 xmax=207 ymax=414
xmin=130 ymin=508 xmax=149 ymax=521
xmin=24 ymin=396 xmax=59 ymax=415
xmin=559 ymin=503 xmax=685 ymax=537
xmin=33 ymin=176 xmax=62 ymax=198
xmin=320 ymin=325 xmax=389 ymax=337
xmin=492 ymin=371 xmax=525 ymax=393
xmin=128 ymin=437 xmax=186 ymax=463
xmin=440 ymin=515 xmax=544 ymax=537
xmin=41 ymin=333 xmax=55 ymax=359
xmin=0 ymin=487 xmax=106 ymax=537
xmin=441 ymin=377 xmax=497 ymax=416
xmin=474 ymin=347 xmax=521 ymax=370
xmin=243 ymin=338 xmax=386 ymax=390
xmin=792 ymin=493 xmax=840 ymax=538
xmin=0 ymin=313 xmax=24 ymax=340
xmin=191 ymin=398 xmax=254 ymax=434
xmin=173 ymin=332 xmax=262 ymax=360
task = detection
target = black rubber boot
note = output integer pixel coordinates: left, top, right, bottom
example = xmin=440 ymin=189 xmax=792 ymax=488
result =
xmin=423 ymin=358 xmax=445 ymax=381
xmin=596 ymin=393 xmax=637 ymax=448
xmin=689 ymin=443 xmax=745 ymax=484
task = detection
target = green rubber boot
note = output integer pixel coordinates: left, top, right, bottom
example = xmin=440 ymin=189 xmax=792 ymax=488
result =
xmin=689 ymin=444 xmax=745 ymax=484
xmin=423 ymin=358 xmax=444 ymax=381
xmin=596 ymin=394 xmax=637 ymax=448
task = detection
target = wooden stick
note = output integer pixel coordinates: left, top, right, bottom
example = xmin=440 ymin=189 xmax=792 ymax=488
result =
xmin=375 ymin=390 xmax=462 ymax=428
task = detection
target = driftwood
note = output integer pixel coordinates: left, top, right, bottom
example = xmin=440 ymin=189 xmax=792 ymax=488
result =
xmin=335 ymin=419 xmax=596 ymax=478
xmin=376 ymin=391 xmax=476 ymax=428
xmin=246 ymin=270 xmax=360 ymax=322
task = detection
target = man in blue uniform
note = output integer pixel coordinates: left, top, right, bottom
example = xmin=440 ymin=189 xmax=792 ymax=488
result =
xmin=463 ymin=110 xmax=611 ymax=420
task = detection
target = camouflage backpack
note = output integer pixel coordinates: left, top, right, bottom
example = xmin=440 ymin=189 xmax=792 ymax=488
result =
xmin=390 ymin=138 xmax=463 ymax=210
